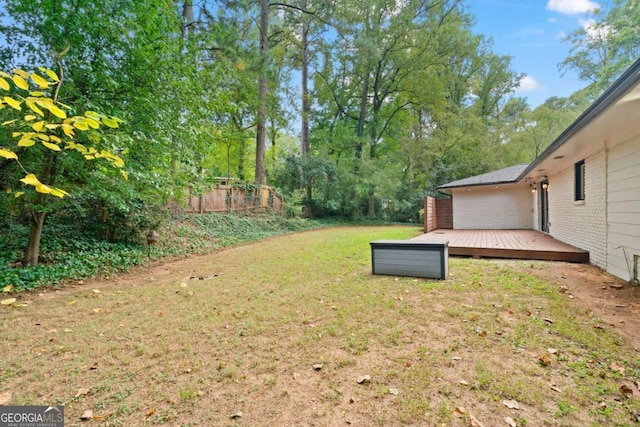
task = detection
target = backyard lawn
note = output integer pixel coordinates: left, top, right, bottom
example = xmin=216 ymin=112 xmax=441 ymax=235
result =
xmin=1 ymin=226 xmax=639 ymax=426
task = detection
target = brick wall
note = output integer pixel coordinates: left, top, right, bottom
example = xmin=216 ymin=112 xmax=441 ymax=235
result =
xmin=451 ymin=185 xmax=533 ymax=229
xmin=548 ymin=148 xmax=607 ymax=268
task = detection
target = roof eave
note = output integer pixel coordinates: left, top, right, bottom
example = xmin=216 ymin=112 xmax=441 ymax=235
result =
xmin=517 ymin=57 xmax=640 ymax=181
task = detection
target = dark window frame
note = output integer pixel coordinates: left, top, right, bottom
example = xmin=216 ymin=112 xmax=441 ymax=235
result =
xmin=575 ymin=159 xmax=585 ymax=201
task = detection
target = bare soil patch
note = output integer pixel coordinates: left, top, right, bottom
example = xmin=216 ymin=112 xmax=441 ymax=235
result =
xmin=524 ymin=261 xmax=640 ymax=350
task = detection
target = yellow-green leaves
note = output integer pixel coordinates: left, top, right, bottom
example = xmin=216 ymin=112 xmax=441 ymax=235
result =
xmin=0 ymin=148 xmax=18 ymax=160
xmin=102 ymin=117 xmax=120 ymax=128
xmin=42 ymin=141 xmax=61 ymax=151
xmin=38 ymin=66 xmax=59 ymax=82
xmin=26 ymin=100 xmax=44 ymax=116
xmin=0 ymin=67 xmax=126 ymax=199
xmin=3 ymin=96 xmax=21 ymax=110
xmin=19 ymin=174 xmax=69 ymax=198
xmin=30 ymin=73 xmax=50 ymax=89
xmin=12 ymin=75 xmax=29 ymax=90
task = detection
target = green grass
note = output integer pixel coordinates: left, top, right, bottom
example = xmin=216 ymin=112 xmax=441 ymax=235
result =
xmin=1 ymin=226 xmax=638 ymax=426
xmin=0 ymin=213 xmax=385 ymax=291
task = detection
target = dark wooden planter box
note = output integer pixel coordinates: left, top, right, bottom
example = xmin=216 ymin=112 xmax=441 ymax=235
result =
xmin=370 ymin=240 xmax=449 ymax=279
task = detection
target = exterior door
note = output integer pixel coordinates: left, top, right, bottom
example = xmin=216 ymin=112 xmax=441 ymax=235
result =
xmin=540 ymin=181 xmax=549 ymax=233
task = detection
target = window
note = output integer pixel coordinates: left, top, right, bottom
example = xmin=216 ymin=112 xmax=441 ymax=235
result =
xmin=575 ymin=160 xmax=585 ymax=201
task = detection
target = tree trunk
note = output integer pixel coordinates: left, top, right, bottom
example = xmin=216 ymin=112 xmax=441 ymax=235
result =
xmin=255 ymin=0 xmax=269 ymax=185
xmin=367 ymin=196 xmax=375 ymax=217
xmin=300 ymin=0 xmax=310 ymax=157
xmin=355 ymin=74 xmax=369 ymax=160
xmin=22 ymin=211 xmax=46 ymax=266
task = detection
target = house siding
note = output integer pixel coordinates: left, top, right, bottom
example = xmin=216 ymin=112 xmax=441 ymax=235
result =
xmin=607 ymin=134 xmax=640 ymax=281
xmin=452 ymin=186 xmax=532 ymax=229
xmin=547 ymin=148 xmax=607 ymax=268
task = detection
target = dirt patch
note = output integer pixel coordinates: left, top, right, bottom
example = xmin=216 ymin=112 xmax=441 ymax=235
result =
xmin=523 ymin=261 xmax=640 ymax=350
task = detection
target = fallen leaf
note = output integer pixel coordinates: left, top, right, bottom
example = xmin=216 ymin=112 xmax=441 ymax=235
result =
xmin=180 ymin=282 xmax=187 ymax=288
xmin=230 ymin=411 xmax=242 ymax=419
xmin=92 ymin=308 xmax=102 ymax=313
xmin=550 ymin=385 xmax=562 ymax=393
xmin=452 ymin=356 xmax=461 ymax=361
xmin=547 ymin=348 xmax=558 ymax=355
xmin=0 ymin=392 xmax=11 ymax=405
xmin=503 ymin=399 xmax=520 ymax=410
xmin=609 ymin=362 xmax=625 ymax=375
xmin=1 ymin=298 xmax=16 ymax=305
xmin=538 ymin=354 xmax=552 ymax=367
xmin=68 ymin=300 xmax=77 ymax=305
xmin=80 ymin=409 xmax=93 ymax=420
xmin=620 ymin=384 xmax=634 ymax=398
xmin=459 ymin=380 xmax=469 ymax=386
xmin=543 ymin=317 xmax=554 ymax=324
xmin=92 ymin=289 xmax=101 ymax=294
xmin=75 ymin=387 xmax=89 ymax=398
xmin=505 ymin=416 xmax=517 ymax=427
xmin=2 ymin=285 xmax=12 ymax=293
xmin=469 ymin=412 xmax=485 ymax=427
xmin=312 ymin=364 xmax=323 ymax=371
xmin=146 ymin=408 xmax=156 ymax=417
xmin=388 ymin=388 xmax=399 ymax=395
xmin=453 ymin=406 xmax=465 ymax=417
xmin=356 ymin=375 xmax=371 ymax=384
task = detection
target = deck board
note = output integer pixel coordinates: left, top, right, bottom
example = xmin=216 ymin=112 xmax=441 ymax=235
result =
xmin=413 ymin=229 xmax=589 ymax=263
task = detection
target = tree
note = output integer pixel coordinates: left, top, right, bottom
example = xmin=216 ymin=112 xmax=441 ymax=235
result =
xmin=560 ymin=0 xmax=640 ymax=96
xmin=0 ymin=67 xmax=124 ymax=266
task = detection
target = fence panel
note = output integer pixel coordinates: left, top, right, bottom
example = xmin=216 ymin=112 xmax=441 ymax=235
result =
xmin=183 ymin=185 xmax=284 ymax=214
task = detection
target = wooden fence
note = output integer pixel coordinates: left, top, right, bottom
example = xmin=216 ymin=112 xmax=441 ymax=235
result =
xmin=424 ymin=196 xmax=453 ymax=232
xmin=177 ymin=184 xmax=284 ymax=214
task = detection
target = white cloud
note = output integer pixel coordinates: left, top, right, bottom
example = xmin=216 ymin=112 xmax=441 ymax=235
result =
xmin=517 ymin=75 xmax=544 ymax=93
xmin=580 ymin=18 xmax=611 ymax=41
xmin=546 ymin=0 xmax=600 ymax=15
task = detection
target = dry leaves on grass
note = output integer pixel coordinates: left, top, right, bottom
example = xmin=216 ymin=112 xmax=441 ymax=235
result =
xmin=0 ymin=392 xmax=11 ymax=405
xmin=75 ymin=388 xmax=89 ymax=398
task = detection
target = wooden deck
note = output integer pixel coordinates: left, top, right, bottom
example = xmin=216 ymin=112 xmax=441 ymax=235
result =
xmin=413 ymin=229 xmax=590 ymax=263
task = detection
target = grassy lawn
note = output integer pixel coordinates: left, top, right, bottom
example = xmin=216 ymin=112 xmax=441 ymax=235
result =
xmin=1 ymin=226 xmax=639 ymax=426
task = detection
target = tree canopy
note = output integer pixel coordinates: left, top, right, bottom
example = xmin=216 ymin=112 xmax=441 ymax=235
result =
xmin=1 ymin=0 xmax=638 ymax=256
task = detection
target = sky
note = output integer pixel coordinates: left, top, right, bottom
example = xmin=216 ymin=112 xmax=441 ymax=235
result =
xmin=466 ymin=0 xmax=602 ymax=107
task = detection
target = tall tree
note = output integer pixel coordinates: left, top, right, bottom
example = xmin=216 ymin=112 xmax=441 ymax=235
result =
xmin=560 ymin=0 xmax=640 ymax=96
xmin=255 ymin=0 xmax=269 ymax=185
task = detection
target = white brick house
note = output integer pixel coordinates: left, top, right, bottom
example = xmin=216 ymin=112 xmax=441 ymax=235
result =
xmin=438 ymin=58 xmax=640 ymax=282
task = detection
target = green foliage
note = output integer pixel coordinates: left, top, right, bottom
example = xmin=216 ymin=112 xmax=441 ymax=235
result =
xmin=272 ymin=155 xmax=340 ymax=217
xmin=0 ymin=212 xmax=330 ymax=291
xmin=560 ymin=0 xmax=640 ymax=96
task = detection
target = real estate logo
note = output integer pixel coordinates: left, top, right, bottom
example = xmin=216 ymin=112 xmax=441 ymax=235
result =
xmin=0 ymin=406 xmax=64 ymax=427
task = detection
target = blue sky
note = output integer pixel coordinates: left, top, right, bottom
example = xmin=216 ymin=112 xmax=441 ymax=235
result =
xmin=466 ymin=0 xmax=602 ymax=107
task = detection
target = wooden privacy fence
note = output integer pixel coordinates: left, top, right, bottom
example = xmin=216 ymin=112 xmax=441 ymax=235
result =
xmin=424 ymin=196 xmax=453 ymax=232
xmin=181 ymin=184 xmax=284 ymax=214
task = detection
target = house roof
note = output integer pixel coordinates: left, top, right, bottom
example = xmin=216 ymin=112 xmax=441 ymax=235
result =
xmin=437 ymin=164 xmax=529 ymax=190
